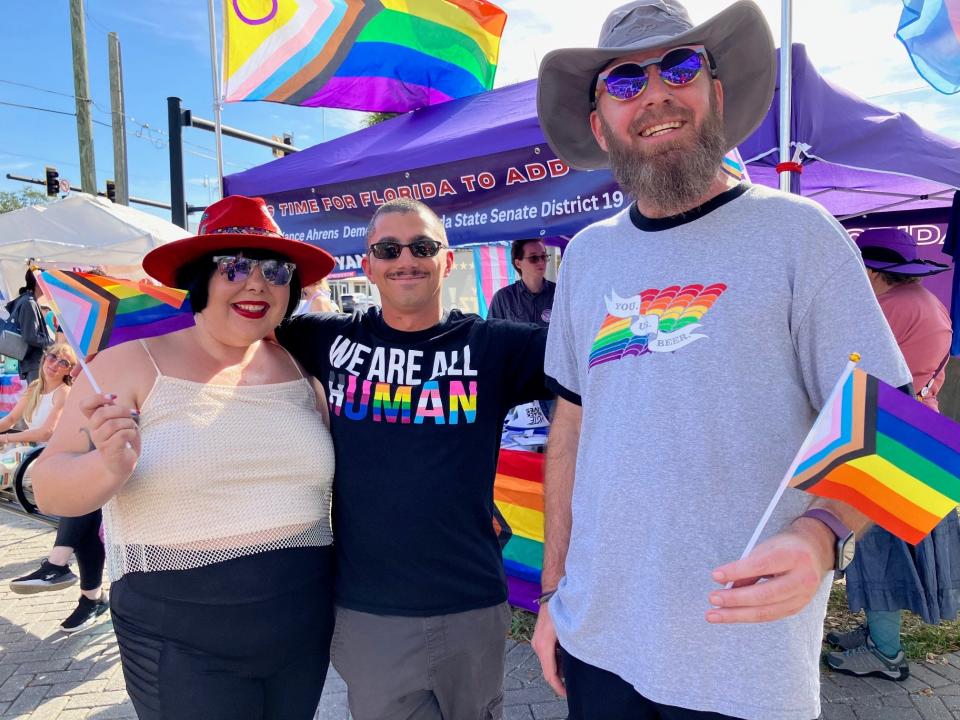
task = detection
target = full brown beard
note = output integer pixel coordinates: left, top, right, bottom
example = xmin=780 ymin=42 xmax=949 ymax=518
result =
xmin=599 ymin=90 xmax=728 ymax=217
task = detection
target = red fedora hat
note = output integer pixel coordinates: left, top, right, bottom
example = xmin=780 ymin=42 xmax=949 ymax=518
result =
xmin=143 ymin=195 xmax=336 ymax=288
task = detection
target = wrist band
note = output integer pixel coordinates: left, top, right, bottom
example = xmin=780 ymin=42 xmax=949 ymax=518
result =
xmin=535 ymin=589 xmax=557 ymax=606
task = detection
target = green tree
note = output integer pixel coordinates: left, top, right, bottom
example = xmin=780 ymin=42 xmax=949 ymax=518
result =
xmin=0 ymin=187 xmax=50 ymax=215
xmin=363 ymin=112 xmax=400 ymax=128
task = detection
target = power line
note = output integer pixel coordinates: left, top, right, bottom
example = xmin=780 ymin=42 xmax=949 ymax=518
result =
xmin=0 ymin=79 xmax=77 ymax=99
xmin=0 ymin=100 xmax=75 ymax=117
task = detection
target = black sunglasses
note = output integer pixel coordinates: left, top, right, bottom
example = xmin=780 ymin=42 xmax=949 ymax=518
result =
xmin=368 ymin=239 xmax=446 ymax=260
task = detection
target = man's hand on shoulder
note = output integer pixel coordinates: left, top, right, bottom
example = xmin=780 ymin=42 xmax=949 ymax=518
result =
xmin=705 ymin=518 xmax=834 ymax=624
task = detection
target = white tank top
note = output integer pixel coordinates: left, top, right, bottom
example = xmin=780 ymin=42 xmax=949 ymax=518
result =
xmin=27 ymin=391 xmax=56 ymax=430
xmin=102 ymin=341 xmax=335 ymax=581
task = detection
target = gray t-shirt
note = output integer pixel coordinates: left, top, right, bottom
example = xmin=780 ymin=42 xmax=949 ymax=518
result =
xmin=545 ymin=184 xmax=910 ymax=720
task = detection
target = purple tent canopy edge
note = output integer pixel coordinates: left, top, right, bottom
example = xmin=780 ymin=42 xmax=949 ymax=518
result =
xmin=224 ymin=44 xmax=960 ymax=220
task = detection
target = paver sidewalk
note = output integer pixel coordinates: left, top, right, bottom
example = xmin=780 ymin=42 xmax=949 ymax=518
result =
xmin=2 ymin=507 xmax=959 ymax=720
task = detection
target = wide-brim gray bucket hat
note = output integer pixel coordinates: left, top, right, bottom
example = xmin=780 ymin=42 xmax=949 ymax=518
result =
xmin=537 ymin=0 xmax=776 ymax=170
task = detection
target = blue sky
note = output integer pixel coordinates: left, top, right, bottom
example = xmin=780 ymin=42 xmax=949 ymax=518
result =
xmin=1 ymin=0 xmax=957 ymax=227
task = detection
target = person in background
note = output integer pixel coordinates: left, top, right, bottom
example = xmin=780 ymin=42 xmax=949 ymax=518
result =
xmin=826 ymin=227 xmax=960 ymax=681
xmin=2 ymin=342 xmax=105 ymax=633
xmin=5 ymin=270 xmax=54 ymax=382
xmin=488 ymin=239 xmax=556 ymax=326
xmin=31 ymin=195 xmax=338 ymax=720
xmin=296 ymin=278 xmax=340 ymax=315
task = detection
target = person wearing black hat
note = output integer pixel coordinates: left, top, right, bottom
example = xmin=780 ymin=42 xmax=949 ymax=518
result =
xmin=31 ymin=195 xmax=340 ymax=720
xmin=5 ymin=269 xmax=54 ymax=382
xmin=532 ymin=2 xmax=911 ymax=719
xmin=825 ymin=227 xmax=959 ymax=681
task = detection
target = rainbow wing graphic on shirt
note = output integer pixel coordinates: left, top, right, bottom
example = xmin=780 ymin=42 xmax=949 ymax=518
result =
xmin=36 ymin=271 xmax=194 ymax=359
xmin=493 ymin=448 xmax=544 ymax=611
xmin=222 ymin=0 xmax=508 ymax=112
xmin=788 ymin=368 xmax=960 ymax=544
xmin=896 ymin=0 xmax=960 ymax=94
xmin=588 ymin=283 xmax=727 ymax=369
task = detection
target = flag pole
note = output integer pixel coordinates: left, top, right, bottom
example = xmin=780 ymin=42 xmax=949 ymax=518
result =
xmin=778 ymin=0 xmax=793 ymax=194
xmin=729 ymin=354 xmax=861 ymax=577
xmin=207 ymin=0 xmax=225 ymax=199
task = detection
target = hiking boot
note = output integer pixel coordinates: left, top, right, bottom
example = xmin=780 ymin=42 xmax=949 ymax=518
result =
xmin=59 ymin=593 xmax=109 ymax=634
xmin=9 ymin=561 xmax=78 ymax=594
xmin=826 ymin=637 xmax=909 ymax=681
xmin=825 ymin=623 xmax=869 ymax=650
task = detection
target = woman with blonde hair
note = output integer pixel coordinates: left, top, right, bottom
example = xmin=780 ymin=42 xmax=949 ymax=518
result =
xmin=3 ymin=342 xmax=107 ymax=632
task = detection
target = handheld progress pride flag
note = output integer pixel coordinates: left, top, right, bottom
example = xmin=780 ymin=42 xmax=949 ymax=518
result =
xmin=223 ymin=0 xmax=508 ymax=112
xmin=36 ymin=271 xmax=194 ymax=359
xmin=789 ymin=366 xmax=960 ymax=544
xmin=897 ymin=0 xmax=960 ymax=94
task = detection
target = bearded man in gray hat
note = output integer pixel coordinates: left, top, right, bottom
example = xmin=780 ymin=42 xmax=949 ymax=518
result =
xmin=531 ymin=2 xmax=912 ymax=718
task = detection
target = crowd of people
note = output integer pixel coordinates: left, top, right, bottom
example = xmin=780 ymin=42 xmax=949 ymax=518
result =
xmin=0 ymin=1 xmax=956 ymax=719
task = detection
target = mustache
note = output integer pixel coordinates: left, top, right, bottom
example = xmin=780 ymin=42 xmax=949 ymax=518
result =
xmin=628 ymin=107 xmax=695 ymax=136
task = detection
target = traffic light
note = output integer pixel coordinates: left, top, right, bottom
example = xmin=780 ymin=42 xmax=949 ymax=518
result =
xmin=45 ymin=167 xmax=60 ymax=197
xmin=271 ymin=133 xmax=294 ymax=158
xmin=105 ymin=179 xmax=116 ymax=203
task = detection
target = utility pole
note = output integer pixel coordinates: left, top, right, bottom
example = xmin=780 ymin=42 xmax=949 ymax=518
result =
xmin=69 ymin=0 xmax=97 ymax=195
xmin=108 ymin=32 xmax=129 ymax=205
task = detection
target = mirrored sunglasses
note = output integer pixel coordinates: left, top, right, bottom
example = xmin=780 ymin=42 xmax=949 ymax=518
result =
xmin=368 ymin=239 xmax=445 ymax=260
xmin=595 ymin=46 xmax=714 ymax=104
xmin=213 ymin=255 xmax=296 ymax=286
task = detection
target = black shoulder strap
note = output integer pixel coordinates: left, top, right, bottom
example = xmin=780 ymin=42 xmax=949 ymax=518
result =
xmin=919 ymin=349 xmax=952 ymax=398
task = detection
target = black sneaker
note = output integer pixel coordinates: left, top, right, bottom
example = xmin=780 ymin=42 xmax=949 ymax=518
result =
xmin=9 ymin=561 xmax=78 ymax=594
xmin=60 ymin=593 xmax=109 ymax=634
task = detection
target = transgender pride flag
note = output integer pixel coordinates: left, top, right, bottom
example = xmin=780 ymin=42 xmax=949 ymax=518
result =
xmin=897 ymin=0 xmax=960 ymax=94
xmin=472 ymin=244 xmax=516 ymax=318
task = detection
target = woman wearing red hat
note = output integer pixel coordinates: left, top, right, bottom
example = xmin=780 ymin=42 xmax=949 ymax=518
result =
xmin=32 ymin=196 xmax=338 ymax=720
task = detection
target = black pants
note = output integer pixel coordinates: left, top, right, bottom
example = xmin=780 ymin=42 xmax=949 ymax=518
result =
xmin=561 ymin=647 xmax=743 ymax=720
xmin=110 ymin=547 xmax=335 ymax=720
xmin=54 ymin=510 xmax=104 ymax=591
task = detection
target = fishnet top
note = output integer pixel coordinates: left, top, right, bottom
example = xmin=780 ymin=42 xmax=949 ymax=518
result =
xmin=102 ymin=346 xmax=334 ymax=581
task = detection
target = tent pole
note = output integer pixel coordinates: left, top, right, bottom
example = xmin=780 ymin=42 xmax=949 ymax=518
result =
xmin=207 ymin=0 xmax=225 ymax=199
xmin=779 ymin=0 xmax=793 ymax=194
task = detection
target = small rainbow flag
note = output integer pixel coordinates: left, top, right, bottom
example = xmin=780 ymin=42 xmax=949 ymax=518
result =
xmin=36 ymin=271 xmax=194 ymax=359
xmin=789 ymin=366 xmax=960 ymax=544
xmin=493 ymin=448 xmax=544 ymax=611
xmin=897 ymin=0 xmax=960 ymax=95
xmin=223 ymin=0 xmax=508 ymax=112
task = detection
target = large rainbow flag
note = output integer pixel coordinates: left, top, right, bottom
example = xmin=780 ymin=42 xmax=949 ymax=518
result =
xmin=36 ymin=271 xmax=194 ymax=359
xmin=789 ymin=367 xmax=960 ymax=544
xmin=897 ymin=0 xmax=960 ymax=94
xmin=493 ymin=448 xmax=544 ymax=612
xmin=223 ymin=0 xmax=508 ymax=112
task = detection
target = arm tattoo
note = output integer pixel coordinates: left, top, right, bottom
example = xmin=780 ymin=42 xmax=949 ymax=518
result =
xmin=79 ymin=428 xmax=95 ymax=453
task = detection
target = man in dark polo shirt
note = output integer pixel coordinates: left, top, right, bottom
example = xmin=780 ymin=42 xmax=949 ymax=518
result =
xmin=488 ymin=239 xmax=556 ymax=326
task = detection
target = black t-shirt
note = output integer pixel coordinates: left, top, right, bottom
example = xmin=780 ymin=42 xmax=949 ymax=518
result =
xmin=277 ymin=308 xmax=548 ymax=616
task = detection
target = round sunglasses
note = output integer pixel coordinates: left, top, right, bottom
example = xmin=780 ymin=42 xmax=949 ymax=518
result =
xmin=44 ymin=354 xmax=74 ymax=370
xmin=213 ymin=255 xmax=297 ymax=286
xmin=594 ymin=46 xmax=716 ymax=104
xmin=368 ymin=239 xmax=446 ymax=260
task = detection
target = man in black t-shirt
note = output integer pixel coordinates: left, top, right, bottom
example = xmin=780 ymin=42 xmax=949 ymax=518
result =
xmin=277 ymin=198 xmax=548 ymax=720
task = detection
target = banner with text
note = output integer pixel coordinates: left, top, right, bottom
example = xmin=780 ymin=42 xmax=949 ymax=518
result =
xmin=259 ymin=145 xmax=622 ymax=277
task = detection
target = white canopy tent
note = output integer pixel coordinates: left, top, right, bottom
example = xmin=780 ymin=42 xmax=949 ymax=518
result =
xmin=0 ymin=194 xmax=188 ymax=299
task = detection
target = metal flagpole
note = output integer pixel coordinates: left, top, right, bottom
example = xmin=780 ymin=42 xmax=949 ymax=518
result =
xmin=207 ymin=0 xmax=225 ymax=199
xmin=778 ymin=0 xmax=793 ymax=193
